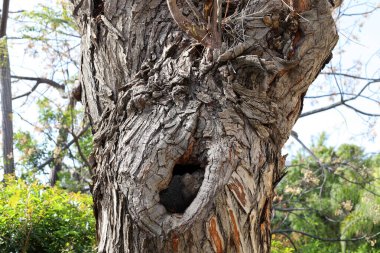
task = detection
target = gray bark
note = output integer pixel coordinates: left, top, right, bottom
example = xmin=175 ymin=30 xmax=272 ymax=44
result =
xmin=71 ymin=0 xmax=338 ymax=252
xmin=0 ymin=0 xmax=14 ymax=174
xmin=0 ymin=41 xmax=13 ymax=174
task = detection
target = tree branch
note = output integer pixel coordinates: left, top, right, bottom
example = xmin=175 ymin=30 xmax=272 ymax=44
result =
xmin=272 ymin=229 xmax=380 ymax=242
xmin=275 ymin=232 xmax=299 ymax=252
xmin=274 ymin=207 xmax=309 ymax=212
xmin=290 ymin=131 xmax=323 ymax=166
xmin=71 ymin=129 xmax=92 ymax=174
xmin=11 ymin=75 xmax=65 ymax=100
xmin=343 ymin=102 xmax=380 ymax=117
xmin=38 ymin=124 xmax=91 ymax=170
xmin=321 ymin=72 xmax=380 ymax=82
xmin=11 ymin=75 xmax=65 ymax=90
xmin=300 ymin=81 xmax=379 ymax=117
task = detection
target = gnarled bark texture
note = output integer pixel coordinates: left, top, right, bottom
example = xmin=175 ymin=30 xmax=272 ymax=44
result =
xmin=71 ymin=0 xmax=338 ymax=252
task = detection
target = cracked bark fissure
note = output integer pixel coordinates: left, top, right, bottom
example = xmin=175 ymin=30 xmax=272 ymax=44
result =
xmin=70 ymin=0 xmax=338 ymax=252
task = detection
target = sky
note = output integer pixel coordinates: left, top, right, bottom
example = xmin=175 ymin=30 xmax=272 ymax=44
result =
xmin=2 ymin=0 xmax=380 ymax=175
xmin=290 ymin=1 xmax=380 ymax=154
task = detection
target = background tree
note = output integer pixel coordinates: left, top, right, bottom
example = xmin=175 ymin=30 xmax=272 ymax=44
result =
xmin=7 ymin=2 xmax=93 ymax=191
xmin=0 ymin=0 xmax=14 ymax=174
xmin=272 ymin=135 xmax=380 ymax=252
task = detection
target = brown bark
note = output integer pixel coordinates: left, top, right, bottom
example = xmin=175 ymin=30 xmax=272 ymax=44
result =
xmin=71 ymin=0 xmax=338 ymax=252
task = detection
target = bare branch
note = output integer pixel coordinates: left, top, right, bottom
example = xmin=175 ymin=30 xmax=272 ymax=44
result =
xmin=272 ymin=229 xmax=380 ymax=242
xmin=342 ymin=7 xmax=380 ymax=17
xmin=290 ymin=131 xmax=323 ymax=166
xmin=305 ymin=92 xmax=379 ymax=104
xmin=71 ymin=129 xmax=92 ymax=173
xmin=300 ymin=80 xmax=380 ymax=117
xmin=335 ymin=172 xmax=380 ymax=197
xmin=275 ymin=232 xmax=299 ymax=252
xmin=38 ymin=124 xmax=91 ymax=170
xmin=11 ymin=75 xmax=65 ymax=100
xmin=274 ymin=207 xmax=309 ymax=212
xmin=343 ymin=102 xmax=380 ymax=117
xmin=321 ymin=72 xmax=380 ymax=82
xmin=11 ymin=75 xmax=65 ymax=90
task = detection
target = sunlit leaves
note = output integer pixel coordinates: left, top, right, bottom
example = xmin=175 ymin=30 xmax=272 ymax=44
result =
xmin=0 ymin=176 xmax=95 ymax=253
xmin=14 ymin=131 xmax=45 ymax=170
xmin=16 ymin=2 xmax=77 ymax=41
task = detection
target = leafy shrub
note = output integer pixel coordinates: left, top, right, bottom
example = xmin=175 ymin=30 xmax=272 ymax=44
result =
xmin=271 ymin=235 xmax=294 ymax=253
xmin=0 ymin=176 xmax=95 ymax=253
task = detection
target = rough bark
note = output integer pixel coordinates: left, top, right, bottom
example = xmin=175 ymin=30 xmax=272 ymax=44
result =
xmin=71 ymin=0 xmax=338 ymax=252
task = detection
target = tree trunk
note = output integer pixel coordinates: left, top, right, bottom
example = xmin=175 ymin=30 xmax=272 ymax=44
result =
xmin=71 ymin=0 xmax=338 ymax=252
xmin=0 ymin=0 xmax=14 ymax=174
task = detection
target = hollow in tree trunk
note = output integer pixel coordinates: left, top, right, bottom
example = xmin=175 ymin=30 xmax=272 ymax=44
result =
xmin=70 ymin=0 xmax=338 ymax=252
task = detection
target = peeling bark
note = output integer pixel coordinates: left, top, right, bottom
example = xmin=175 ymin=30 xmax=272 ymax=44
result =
xmin=71 ymin=0 xmax=338 ymax=252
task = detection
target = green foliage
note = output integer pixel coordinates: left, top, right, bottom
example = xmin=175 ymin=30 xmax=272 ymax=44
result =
xmin=10 ymin=0 xmax=90 ymax=190
xmin=14 ymin=131 xmax=45 ymax=172
xmin=0 ymin=176 xmax=95 ymax=253
xmin=14 ymin=0 xmax=80 ymax=86
xmin=272 ymin=134 xmax=380 ymax=253
xmin=271 ymin=235 xmax=294 ymax=253
xmin=13 ymin=96 xmax=93 ymax=191
xmin=16 ymin=1 xmax=77 ymax=41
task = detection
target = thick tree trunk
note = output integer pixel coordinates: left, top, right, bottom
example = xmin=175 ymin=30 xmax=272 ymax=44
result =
xmin=71 ymin=0 xmax=338 ymax=252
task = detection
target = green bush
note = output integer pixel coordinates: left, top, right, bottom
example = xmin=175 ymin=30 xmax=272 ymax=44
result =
xmin=0 ymin=176 xmax=95 ymax=253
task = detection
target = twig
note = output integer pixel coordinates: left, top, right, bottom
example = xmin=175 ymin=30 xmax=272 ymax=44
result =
xmin=290 ymin=131 xmax=322 ymax=166
xmin=38 ymin=124 xmax=91 ymax=170
xmin=272 ymin=229 xmax=380 ymax=242
xmin=300 ymin=81 xmax=379 ymax=117
xmin=11 ymin=75 xmax=65 ymax=100
xmin=275 ymin=232 xmax=298 ymax=252
xmin=71 ymin=130 xmax=92 ymax=172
